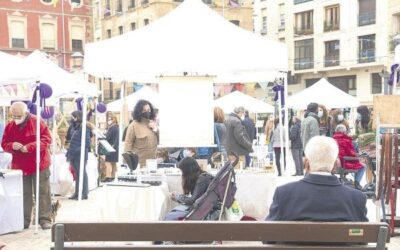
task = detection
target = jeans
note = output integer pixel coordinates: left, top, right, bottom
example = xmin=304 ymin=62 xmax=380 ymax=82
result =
xmin=291 ymin=148 xmax=304 ymax=175
xmin=71 ymin=158 xmax=88 ymax=198
xmin=354 ymin=165 xmax=366 ymax=183
xmin=273 ymin=147 xmax=286 ymax=176
xmin=23 ymin=167 xmax=52 ymax=227
xmin=267 ymin=142 xmax=273 ymax=163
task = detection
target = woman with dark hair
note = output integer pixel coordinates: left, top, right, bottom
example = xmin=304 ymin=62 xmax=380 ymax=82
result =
xmin=356 ymin=105 xmax=372 ymax=136
xmin=318 ymin=104 xmax=331 ymax=136
xmin=124 ymin=100 xmax=158 ymax=167
xmin=103 ymin=113 xmax=119 ymax=182
xmin=66 ymin=110 xmax=92 ymax=200
xmin=164 ymin=157 xmax=214 ymax=220
xmin=271 ymin=118 xmax=286 ymax=176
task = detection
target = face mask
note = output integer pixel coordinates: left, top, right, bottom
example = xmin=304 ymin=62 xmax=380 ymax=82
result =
xmin=156 ymin=158 xmax=163 ymax=164
xmin=357 ymin=113 xmax=362 ymax=121
xmin=14 ymin=118 xmax=24 ymax=125
xmin=317 ymin=111 xmax=323 ymax=118
xmin=183 ymin=149 xmax=193 ymax=158
xmin=142 ymin=111 xmax=152 ymax=119
xmin=107 ymin=120 xmax=113 ymax=125
xmin=240 ymin=115 xmax=245 ymax=121
xmin=337 ymin=114 xmax=344 ymax=122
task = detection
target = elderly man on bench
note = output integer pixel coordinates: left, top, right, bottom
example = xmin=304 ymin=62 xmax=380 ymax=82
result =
xmin=266 ymin=136 xmax=368 ymax=222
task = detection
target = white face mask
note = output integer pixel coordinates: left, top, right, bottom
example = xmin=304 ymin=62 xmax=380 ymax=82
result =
xmin=107 ymin=120 xmax=113 ymax=125
xmin=183 ymin=149 xmax=193 ymax=158
xmin=337 ymin=114 xmax=344 ymax=122
xmin=14 ymin=118 xmax=24 ymax=125
xmin=317 ymin=110 xmax=323 ymax=118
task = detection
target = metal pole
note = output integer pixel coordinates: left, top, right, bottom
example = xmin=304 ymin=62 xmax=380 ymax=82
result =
xmin=118 ymin=82 xmax=125 ymax=166
xmin=277 ymin=91 xmax=284 ymax=175
xmin=78 ymin=93 xmax=88 ymax=201
xmin=34 ymin=85 xmax=41 ymax=234
xmin=283 ymin=74 xmax=289 ymax=173
xmin=61 ymin=0 xmax=67 ymax=68
xmin=51 ymin=108 xmax=57 ymax=199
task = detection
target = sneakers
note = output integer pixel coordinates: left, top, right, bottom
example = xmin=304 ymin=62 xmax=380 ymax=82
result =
xmin=40 ymin=222 xmax=52 ymax=230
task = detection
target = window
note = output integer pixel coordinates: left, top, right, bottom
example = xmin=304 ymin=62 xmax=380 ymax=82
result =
xmin=130 ymin=22 xmax=136 ymax=31
xmin=10 ymin=21 xmax=25 ymax=48
xmin=305 ymin=78 xmax=319 ymax=87
xmin=279 ymin=4 xmax=285 ymax=31
xmin=202 ymin=0 xmax=212 ymax=4
xmin=104 ymin=0 xmax=111 ymax=17
xmin=41 ymin=0 xmax=52 ymax=4
xmin=116 ymin=0 xmax=123 ymax=13
xmin=107 ymin=29 xmax=111 ymax=38
xmin=70 ymin=0 xmax=82 ymax=7
xmin=141 ymin=0 xmax=149 ymax=5
xmin=358 ymin=34 xmax=375 ymax=63
xmin=294 ymin=0 xmax=312 ymax=4
xmin=144 ymin=19 xmax=150 ymax=26
xmin=261 ymin=16 xmax=267 ymax=34
xmin=371 ymin=73 xmax=382 ymax=94
xmin=41 ymin=23 xmax=56 ymax=49
xmin=294 ymin=39 xmax=314 ymax=70
xmin=118 ymin=26 xmax=124 ymax=35
xmin=294 ymin=10 xmax=313 ymax=35
xmin=129 ymin=0 xmax=135 ymax=8
xmin=328 ymin=75 xmax=356 ymax=94
xmin=230 ymin=20 xmax=240 ymax=26
xmin=71 ymin=25 xmax=84 ymax=51
xmin=324 ymin=40 xmax=340 ymax=67
xmin=324 ymin=5 xmax=340 ymax=32
xmin=358 ymin=0 xmax=376 ymax=26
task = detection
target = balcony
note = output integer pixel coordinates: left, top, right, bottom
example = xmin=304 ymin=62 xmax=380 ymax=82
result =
xmin=358 ymin=11 xmax=376 ymax=26
xmin=324 ymin=54 xmax=339 ymax=67
xmin=294 ymin=58 xmax=314 ymax=70
xmin=294 ymin=0 xmax=312 ymax=4
xmin=294 ymin=28 xmax=313 ymax=36
xmin=324 ymin=22 xmax=339 ymax=32
xmin=358 ymin=49 xmax=375 ymax=63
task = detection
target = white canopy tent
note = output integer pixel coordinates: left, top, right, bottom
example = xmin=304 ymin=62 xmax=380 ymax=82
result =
xmin=214 ymin=91 xmax=274 ymax=114
xmin=287 ymin=78 xmax=360 ymax=109
xmin=107 ymin=86 xmax=159 ymax=112
xmin=0 ymin=51 xmax=38 ymax=84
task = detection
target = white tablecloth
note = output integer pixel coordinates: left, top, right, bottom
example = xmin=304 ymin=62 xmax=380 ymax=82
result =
xmin=0 ymin=152 xmax=12 ymax=169
xmin=50 ymin=153 xmax=99 ymax=195
xmin=0 ymin=169 xmax=23 ymax=235
xmin=99 ymin=182 xmax=170 ymax=221
xmin=165 ymin=171 xmax=277 ymax=220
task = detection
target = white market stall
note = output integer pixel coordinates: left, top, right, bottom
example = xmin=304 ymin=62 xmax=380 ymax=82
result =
xmin=214 ymin=91 xmax=274 ymax=114
xmin=287 ymin=78 xmax=360 ymax=109
xmin=107 ymin=86 xmax=159 ymax=112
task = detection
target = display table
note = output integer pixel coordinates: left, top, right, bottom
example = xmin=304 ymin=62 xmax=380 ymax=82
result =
xmin=0 ymin=169 xmax=23 ymax=235
xmin=165 ymin=170 xmax=277 ymax=220
xmin=50 ymin=153 xmax=99 ymax=195
xmin=0 ymin=152 xmax=12 ymax=170
xmin=99 ymin=182 xmax=170 ymax=221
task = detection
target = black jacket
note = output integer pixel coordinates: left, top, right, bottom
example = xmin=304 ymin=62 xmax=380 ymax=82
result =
xmin=105 ymin=124 xmax=119 ymax=163
xmin=66 ymin=125 xmax=91 ymax=163
xmin=289 ymin=121 xmax=302 ymax=149
xmin=266 ymin=174 xmax=368 ymax=222
xmin=242 ymin=117 xmax=256 ymax=141
xmin=176 ymin=172 xmax=214 ymax=205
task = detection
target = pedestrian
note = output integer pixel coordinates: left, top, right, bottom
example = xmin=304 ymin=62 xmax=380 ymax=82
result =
xmin=124 ymin=100 xmax=158 ymax=167
xmin=103 ymin=113 xmax=119 ymax=182
xmin=242 ymin=110 xmax=256 ymax=167
xmin=1 ymin=102 xmax=52 ymax=230
xmin=301 ymin=102 xmax=319 ymax=149
xmin=271 ymin=118 xmax=286 ymax=176
xmin=289 ymin=116 xmax=303 ymax=176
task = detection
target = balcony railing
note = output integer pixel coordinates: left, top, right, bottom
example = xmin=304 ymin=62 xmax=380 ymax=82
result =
xmin=294 ymin=58 xmax=314 ymax=70
xmin=324 ymin=54 xmax=339 ymax=67
xmin=358 ymin=11 xmax=376 ymax=26
xmin=294 ymin=0 xmax=312 ymax=4
xmin=294 ymin=28 xmax=313 ymax=36
xmin=324 ymin=22 xmax=339 ymax=32
xmin=358 ymin=49 xmax=375 ymax=63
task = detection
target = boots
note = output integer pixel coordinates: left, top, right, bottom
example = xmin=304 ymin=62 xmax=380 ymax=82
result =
xmin=354 ymin=181 xmax=363 ymax=190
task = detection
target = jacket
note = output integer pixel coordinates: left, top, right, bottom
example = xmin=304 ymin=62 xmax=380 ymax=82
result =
xmin=124 ymin=119 xmax=158 ymax=166
xmin=289 ymin=121 xmax=302 ymax=149
xmin=214 ymin=122 xmax=227 ymax=153
xmin=333 ymin=132 xmax=363 ymax=170
xmin=176 ymin=172 xmax=214 ymax=205
xmin=266 ymin=174 xmax=368 ymax=222
xmin=242 ymin=117 xmax=256 ymax=141
xmin=271 ymin=125 xmax=286 ymax=148
xmin=264 ymin=120 xmax=274 ymax=144
xmin=1 ymin=114 xmax=52 ymax=176
xmin=301 ymin=112 xmax=319 ymax=149
xmin=105 ymin=124 xmax=119 ymax=163
xmin=66 ymin=125 xmax=91 ymax=163
xmin=224 ymin=113 xmax=253 ymax=156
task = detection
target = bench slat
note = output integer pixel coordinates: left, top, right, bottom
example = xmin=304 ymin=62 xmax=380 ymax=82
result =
xmin=51 ymin=222 xmax=390 ymax=243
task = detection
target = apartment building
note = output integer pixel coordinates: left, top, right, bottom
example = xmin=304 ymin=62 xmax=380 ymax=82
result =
xmin=254 ymin=0 xmax=400 ymax=105
xmin=92 ymin=0 xmax=253 ymax=102
xmin=0 ymin=0 xmax=92 ymax=70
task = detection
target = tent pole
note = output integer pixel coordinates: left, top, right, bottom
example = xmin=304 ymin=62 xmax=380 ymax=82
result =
xmin=78 ymin=74 xmax=89 ymax=202
xmin=118 ymin=82 xmax=125 ymax=168
xmin=51 ymin=108 xmax=57 ymax=199
xmin=277 ymin=91 xmax=284 ymax=175
xmin=34 ymin=84 xmax=41 ymax=234
xmin=283 ymin=74 xmax=289 ymax=174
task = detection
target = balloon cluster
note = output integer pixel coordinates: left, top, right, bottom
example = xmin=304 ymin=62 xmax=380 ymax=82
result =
xmin=29 ymin=83 xmax=54 ymax=119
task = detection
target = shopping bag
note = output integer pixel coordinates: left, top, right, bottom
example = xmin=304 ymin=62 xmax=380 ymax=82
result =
xmin=224 ymin=200 xmax=244 ymax=221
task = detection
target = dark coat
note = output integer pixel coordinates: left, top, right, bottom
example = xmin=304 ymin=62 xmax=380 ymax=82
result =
xmin=243 ymin=117 xmax=256 ymax=141
xmin=176 ymin=172 xmax=214 ymax=205
xmin=66 ymin=125 xmax=91 ymax=163
xmin=266 ymin=174 xmax=368 ymax=222
xmin=214 ymin=122 xmax=227 ymax=153
xmin=333 ymin=132 xmax=363 ymax=170
xmin=289 ymin=121 xmax=302 ymax=149
xmin=224 ymin=113 xmax=253 ymax=156
xmin=105 ymin=124 xmax=119 ymax=163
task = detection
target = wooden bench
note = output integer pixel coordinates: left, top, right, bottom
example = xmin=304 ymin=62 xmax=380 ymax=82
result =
xmin=51 ymin=221 xmax=390 ymax=250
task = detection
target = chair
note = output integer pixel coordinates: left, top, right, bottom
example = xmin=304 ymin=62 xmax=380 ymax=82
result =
xmin=333 ymin=157 xmax=359 ymax=186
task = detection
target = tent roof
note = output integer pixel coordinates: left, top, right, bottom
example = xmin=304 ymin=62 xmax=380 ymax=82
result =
xmin=287 ymin=78 xmax=360 ymax=109
xmin=84 ymin=0 xmax=287 ymax=83
xmin=0 ymin=51 xmax=38 ymax=84
xmin=107 ymin=86 xmax=159 ymax=112
xmin=214 ymin=91 xmax=274 ymax=113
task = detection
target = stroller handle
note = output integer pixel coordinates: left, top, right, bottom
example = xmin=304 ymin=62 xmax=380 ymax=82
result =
xmin=230 ymin=152 xmax=239 ymax=167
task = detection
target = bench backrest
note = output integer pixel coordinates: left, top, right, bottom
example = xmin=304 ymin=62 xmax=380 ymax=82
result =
xmin=51 ymin=221 xmax=390 ymax=250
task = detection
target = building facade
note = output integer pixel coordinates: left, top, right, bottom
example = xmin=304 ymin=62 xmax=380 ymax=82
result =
xmin=92 ymin=0 xmax=254 ymax=102
xmin=0 ymin=0 xmax=93 ymax=70
xmin=254 ymin=0 xmax=400 ymax=105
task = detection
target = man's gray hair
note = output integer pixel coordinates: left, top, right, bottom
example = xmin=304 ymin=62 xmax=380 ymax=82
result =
xmin=305 ymin=136 xmax=339 ymax=172
xmin=233 ymin=106 xmax=245 ymax=114
xmin=335 ymin=124 xmax=347 ymax=133
xmin=10 ymin=101 xmax=28 ymax=114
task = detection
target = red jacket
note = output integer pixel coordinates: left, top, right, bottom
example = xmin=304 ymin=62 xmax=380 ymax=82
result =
xmin=333 ymin=132 xmax=363 ymax=170
xmin=1 ymin=114 xmax=52 ymax=176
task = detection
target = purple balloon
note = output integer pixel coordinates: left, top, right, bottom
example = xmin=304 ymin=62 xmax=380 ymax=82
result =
xmin=29 ymin=103 xmax=37 ymax=115
xmin=96 ymin=102 xmax=107 ymax=113
xmin=41 ymin=106 xmax=54 ymax=119
xmin=40 ymin=83 xmax=53 ymax=99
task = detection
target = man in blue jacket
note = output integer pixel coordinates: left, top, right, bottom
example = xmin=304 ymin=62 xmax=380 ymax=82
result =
xmin=266 ymin=136 xmax=368 ymax=222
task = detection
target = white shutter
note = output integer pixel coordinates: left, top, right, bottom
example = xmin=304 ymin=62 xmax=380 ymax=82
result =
xmin=11 ymin=21 xmax=24 ymax=39
xmin=42 ymin=23 xmax=55 ymax=48
xmin=71 ymin=25 xmax=83 ymax=40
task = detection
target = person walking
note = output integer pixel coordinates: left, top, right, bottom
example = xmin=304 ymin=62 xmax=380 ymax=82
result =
xmin=103 ymin=113 xmax=119 ymax=182
xmin=242 ymin=110 xmax=256 ymax=167
xmin=1 ymin=102 xmax=52 ymax=230
xmin=301 ymin=102 xmax=319 ymax=149
xmin=271 ymin=118 xmax=286 ymax=176
xmin=289 ymin=116 xmax=303 ymax=176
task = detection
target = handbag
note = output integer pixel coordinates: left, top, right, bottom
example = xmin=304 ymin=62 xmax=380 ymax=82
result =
xmin=224 ymin=200 xmax=243 ymax=221
xmin=98 ymin=143 xmax=111 ymax=156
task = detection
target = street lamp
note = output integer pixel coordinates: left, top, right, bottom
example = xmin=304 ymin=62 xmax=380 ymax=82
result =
xmin=71 ymin=51 xmax=84 ymax=70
